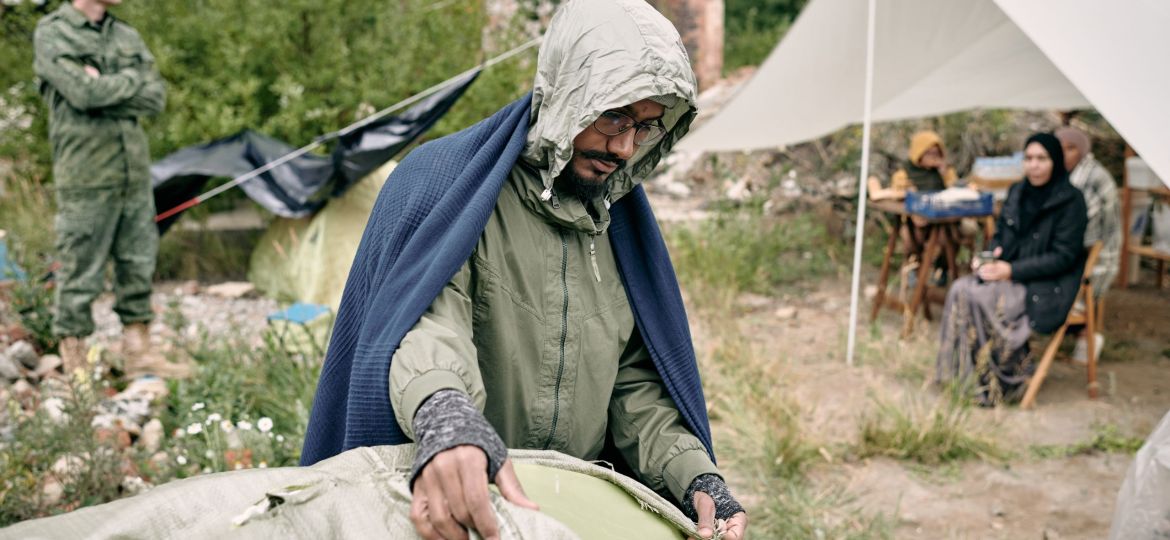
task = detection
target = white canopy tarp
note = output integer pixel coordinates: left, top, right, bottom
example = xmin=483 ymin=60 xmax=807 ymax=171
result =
xmin=679 ymin=0 xmax=1170 ymax=188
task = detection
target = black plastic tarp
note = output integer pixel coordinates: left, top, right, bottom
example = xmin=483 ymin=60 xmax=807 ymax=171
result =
xmin=151 ymin=69 xmax=480 ymax=233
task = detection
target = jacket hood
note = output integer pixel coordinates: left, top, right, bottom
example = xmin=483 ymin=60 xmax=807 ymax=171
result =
xmin=521 ymin=0 xmax=698 ymax=206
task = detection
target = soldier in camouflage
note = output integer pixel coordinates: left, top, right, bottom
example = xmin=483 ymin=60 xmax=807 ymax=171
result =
xmin=34 ymin=0 xmax=181 ymax=378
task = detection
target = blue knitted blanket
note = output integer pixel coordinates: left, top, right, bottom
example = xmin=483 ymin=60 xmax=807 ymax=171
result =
xmin=300 ymin=94 xmax=713 ymax=466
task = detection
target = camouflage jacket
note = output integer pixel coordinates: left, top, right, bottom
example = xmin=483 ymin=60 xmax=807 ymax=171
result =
xmin=33 ymin=3 xmax=165 ymax=190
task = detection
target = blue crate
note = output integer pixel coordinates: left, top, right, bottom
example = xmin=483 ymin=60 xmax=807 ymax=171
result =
xmin=904 ymin=191 xmax=994 ymax=218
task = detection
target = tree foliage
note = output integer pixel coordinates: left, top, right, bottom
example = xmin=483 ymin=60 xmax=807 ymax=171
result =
xmin=0 ymin=0 xmax=536 ymax=183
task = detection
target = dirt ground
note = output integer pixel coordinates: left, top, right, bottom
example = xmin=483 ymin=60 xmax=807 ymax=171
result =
xmin=722 ymin=268 xmax=1170 ymax=539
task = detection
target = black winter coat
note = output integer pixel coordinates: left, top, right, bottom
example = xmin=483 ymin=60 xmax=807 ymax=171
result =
xmin=993 ymin=177 xmax=1088 ymax=334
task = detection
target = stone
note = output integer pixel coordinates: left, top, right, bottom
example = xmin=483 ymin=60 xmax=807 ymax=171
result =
xmin=864 ymin=285 xmax=878 ymax=299
xmin=51 ymin=454 xmax=86 ymax=478
xmin=140 ymin=419 xmax=164 ymax=453
xmin=41 ymin=397 xmax=67 ymax=424
xmin=149 ymin=451 xmax=170 ymax=469
xmin=10 ymin=379 xmax=33 ymax=399
xmin=41 ymin=479 xmax=64 ymax=506
xmin=205 ymin=281 xmax=255 ymax=299
xmin=774 ymin=306 xmax=798 ymax=320
xmin=117 ymin=376 xmax=169 ymax=402
xmin=7 ymin=341 xmax=38 ymax=370
xmin=0 ymin=354 xmax=21 ymax=381
xmin=175 ymin=280 xmax=200 ymax=296
xmin=34 ymin=354 xmax=63 ymax=378
xmin=736 ymin=293 xmax=772 ymax=310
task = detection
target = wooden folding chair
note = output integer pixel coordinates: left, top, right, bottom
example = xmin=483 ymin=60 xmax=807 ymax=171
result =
xmin=1020 ymin=242 xmax=1104 ymax=409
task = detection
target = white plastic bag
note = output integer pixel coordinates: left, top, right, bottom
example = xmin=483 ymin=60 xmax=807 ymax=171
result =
xmin=1110 ymin=409 xmax=1170 ymax=539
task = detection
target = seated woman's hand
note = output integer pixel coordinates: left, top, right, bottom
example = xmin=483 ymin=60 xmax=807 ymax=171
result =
xmin=977 ymin=260 xmax=1012 ymax=282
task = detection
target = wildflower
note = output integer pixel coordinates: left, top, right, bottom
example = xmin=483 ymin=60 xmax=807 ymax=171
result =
xmin=220 ymin=420 xmax=234 ymax=432
xmin=186 ymin=423 xmax=203 ymax=435
xmin=202 ymin=467 xmax=212 ymax=474
xmin=176 ymin=455 xmax=188 ymax=465
xmin=257 ymin=417 xmax=273 ymax=433
xmin=205 ymin=450 xmax=214 ymax=459
xmin=258 ymin=462 xmax=268 ymax=469
xmin=206 ymin=413 xmax=222 ymax=424
xmin=236 ymin=420 xmax=253 ymax=431
xmin=191 ymin=402 xmax=205 ymax=411
xmin=234 ymin=463 xmax=243 ymax=470
xmin=275 ymin=435 xmax=285 ymax=443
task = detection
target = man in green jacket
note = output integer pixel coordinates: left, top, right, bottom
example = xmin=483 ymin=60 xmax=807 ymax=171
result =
xmin=33 ymin=0 xmax=174 ymax=377
xmin=394 ymin=1 xmax=747 ymax=539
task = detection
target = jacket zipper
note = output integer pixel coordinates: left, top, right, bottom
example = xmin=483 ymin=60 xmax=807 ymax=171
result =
xmin=588 ymin=234 xmax=601 ymax=283
xmin=543 ymin=229 xmax=570 ymax=449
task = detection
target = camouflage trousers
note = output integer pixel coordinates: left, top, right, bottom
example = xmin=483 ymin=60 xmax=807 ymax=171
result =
xmin=53 ymin=181 xmax=158 ymax=337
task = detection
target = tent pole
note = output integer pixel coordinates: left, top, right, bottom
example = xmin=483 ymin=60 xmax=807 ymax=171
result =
xmin=846 ymin=0 xmax=878 ymax=367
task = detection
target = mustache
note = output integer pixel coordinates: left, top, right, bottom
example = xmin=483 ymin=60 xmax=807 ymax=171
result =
xmin=579 ymin=150 xmax=626 ymax=170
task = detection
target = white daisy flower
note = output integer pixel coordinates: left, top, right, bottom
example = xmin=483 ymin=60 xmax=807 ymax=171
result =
xmin=236 ymin=421 xmax=253 ymax=431
xmin=191 ymin=402 xmax=205 ymax=411
xmin=257 ymin=417 xmax=273 ymax=433
xmin=176 ymin=455 xmax=188 ymax=465
xmin=186 ymin=423 xmax=203 ymax=435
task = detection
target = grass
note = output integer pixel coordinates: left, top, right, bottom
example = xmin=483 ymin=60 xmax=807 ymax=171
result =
xmin=856 ymin=389 xmax=1003 ymax=466
xmin=1029 ymin=424 xmax=1146 ymax=459
xmin=755 ymin=483 xmax=896 ymax=540
xmin=668 ymin=202 xmax=843 ymax=299
xmin=669 ymin=207 xmax=893 ymax=538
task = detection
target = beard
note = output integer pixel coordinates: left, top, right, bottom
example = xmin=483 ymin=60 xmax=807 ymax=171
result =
xmin=556 ymin=150 xmax=626 ymax=201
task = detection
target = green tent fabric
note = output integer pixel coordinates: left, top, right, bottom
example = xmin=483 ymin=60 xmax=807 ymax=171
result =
xmin=0 ymin=445 xmax=693 ymax=539
xmin=248 ymin=161 xmax=396 ymax=310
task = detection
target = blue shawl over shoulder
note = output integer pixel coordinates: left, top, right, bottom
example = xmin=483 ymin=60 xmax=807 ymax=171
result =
xmin=301 ymin=94 xmax=713 ymax=466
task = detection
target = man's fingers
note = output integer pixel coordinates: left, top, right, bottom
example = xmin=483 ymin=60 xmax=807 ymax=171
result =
xmin=724 ymin=512 xmax=748 ymax=540
xmin=419 ymin=472 xmax=468 ymax=540
xmin=459 ymin=458 xmax=500 ymax=540
xmin=693 ymin=491 xmax=716 ymax=539
xmin=426 ymin=492 xmax=468 ymax=540
xmin=410 ymin=495 xmax=440 ymax=540
xmin=434 ymin=455 xmax=474 ymax=529
xmin=495 ymin=460 xmax=539 ymax=510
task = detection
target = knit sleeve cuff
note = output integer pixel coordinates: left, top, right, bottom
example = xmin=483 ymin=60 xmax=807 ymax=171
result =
xmin=682 ymin=474 xmax=746 ymax=521
xmin=409 ymin=389 xmax=507 ymax=490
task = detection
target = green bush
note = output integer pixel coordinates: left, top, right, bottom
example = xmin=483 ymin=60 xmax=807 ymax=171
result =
xmin=1 ymin=0 xmax=537 ymax=186
xmin=724 ymin=0 xmax=808 ymax=72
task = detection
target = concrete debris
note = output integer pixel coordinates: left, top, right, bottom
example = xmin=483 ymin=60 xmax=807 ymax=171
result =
xmin=205 ymin=281 xmax=256 ymax=299
xmin=7 ymin=340 xmax=39 ymax=370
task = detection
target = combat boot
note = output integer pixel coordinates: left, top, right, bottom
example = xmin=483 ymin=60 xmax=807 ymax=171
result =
xmin=58 ymin=336 xmax=87 ymax=376
xmin=122 ymin=323 xmax=190 ymax=379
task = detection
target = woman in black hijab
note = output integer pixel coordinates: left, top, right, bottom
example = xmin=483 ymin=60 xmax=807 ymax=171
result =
xmin=936 ymin=132 xmax=1088 ymax=405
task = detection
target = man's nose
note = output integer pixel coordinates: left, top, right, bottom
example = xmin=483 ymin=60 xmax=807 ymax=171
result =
xmin=608 ymin=129 xmax=636 ymax=161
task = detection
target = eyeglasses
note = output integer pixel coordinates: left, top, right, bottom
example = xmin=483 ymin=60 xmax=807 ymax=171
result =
xmin=591 ymin=110 xmax=666 ymax=146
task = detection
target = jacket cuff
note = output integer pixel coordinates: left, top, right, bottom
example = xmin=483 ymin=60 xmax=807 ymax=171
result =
xmin=397 ymin=369 xmax=468 ymax=439
xmin=662 ymin=448 xmax=720 ymax=505
xmin=409 ymin=389 xmax=507 ymax=490
xmin=682 ymin=474 xmax=746 ymax=521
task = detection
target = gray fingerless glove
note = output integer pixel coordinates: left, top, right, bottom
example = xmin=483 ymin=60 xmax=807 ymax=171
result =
xmin=681 ymin=474 xmax=746 ymax=521
xmin=409 ymin=389 xmax=508 ymax=488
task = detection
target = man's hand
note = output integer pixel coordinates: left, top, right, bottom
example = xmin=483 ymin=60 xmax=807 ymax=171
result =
xmin=978 ymin=260 xmax=1012 ymax=282
xmin=83 ymin=65 xmax=100 ymax=78
xmin=691 ymin=491 xmax=747 ymax=540
xmin=410 ymin=446 xmax=538 ymax=540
